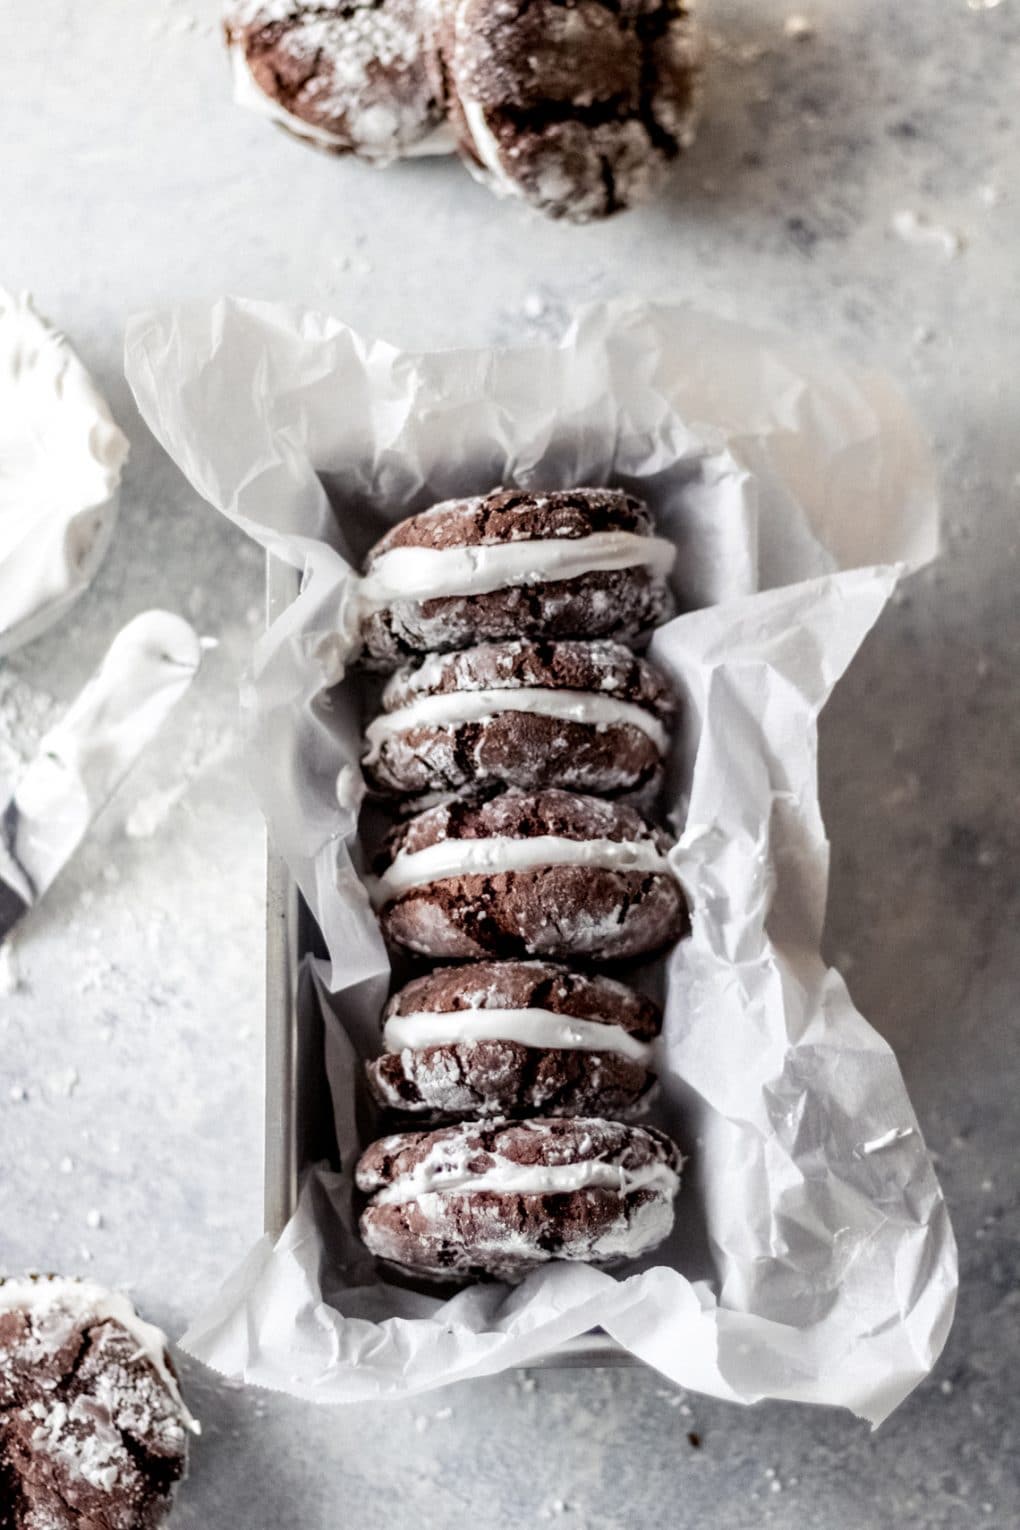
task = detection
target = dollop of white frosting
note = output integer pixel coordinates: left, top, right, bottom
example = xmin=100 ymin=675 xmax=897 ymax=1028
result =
xmin=373 ymin=1153 xmax=680 ymax=1206
xmin=0 ymin=290 xmax=129 ymax=657
xmin=368 ymin=833 xmax=672 ymax=906
xmin=363 ymin=685 xmax=669 ymax=760
xmin=383 ymin=1006 xmax=653 ymax=1063
xmin=356 ymin=531 xmax=677 ymax=611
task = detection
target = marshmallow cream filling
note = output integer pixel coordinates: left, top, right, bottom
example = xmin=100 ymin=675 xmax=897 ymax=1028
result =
xmin=371 ymin=1154 xmax=681 ymax=1206
xmin=356 ymin=531 xmax=677 ymax=610
xmin=383 ymin=1007 xmax=653 ymax=1063
xmin=460 ymin=97 xmax=517 ymax=192
xmin=369 ymin=834 xmax=673 ymax=905
xmin=364 ymin=685 xmax=669 ymax=759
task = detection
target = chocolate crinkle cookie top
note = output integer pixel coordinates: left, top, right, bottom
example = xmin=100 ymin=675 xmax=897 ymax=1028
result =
xmin=384 ymin=958 xmax=662 ymax=1040
xmin=380 ymin=637 xmax=674 ymax=719
xmin=437 ymin=0 xmax=703 ymax=220
xmin=0 ymin=1277 xmax=197 ymax=1530
xmin=375 ymin=786 xmax=673 ymax=865
xmin=225 ymin=0 xmax=446 ymax=160
xmin=363 ymin=487 xmax=654 ymax=562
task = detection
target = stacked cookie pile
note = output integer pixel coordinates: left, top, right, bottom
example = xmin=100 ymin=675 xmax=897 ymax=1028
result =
xmin=225 ymin=0 xmax=702 ymax=222
xmin=351 ymin=487 xmax=688 ymax=1283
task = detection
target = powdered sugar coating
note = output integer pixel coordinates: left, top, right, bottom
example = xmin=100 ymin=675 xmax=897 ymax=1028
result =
xmin=442 ymin=0 xmax=703 ymax=220
xmin=381 ymin=639 xmax=674 ymax=715
xmin=225 ymin=0 xmax=445 ymax=160
xmin=367 ymin=1036 xmax=656 ymax=1117
xmin=373 ymin=790 xmax=685 ymax=961
xmin=357 ymin=489 xmax=675 ymax=666
xmin=379 ymin=787 xmax=673 ymax=860
xmin=0 ymin=1277 xmax=196 ymax=1529
xmin=359 ymin=1113 xmax=681 ymax=1186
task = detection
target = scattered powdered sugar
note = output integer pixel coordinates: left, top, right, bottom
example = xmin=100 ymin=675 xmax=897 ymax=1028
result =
xmin=891 ymin=208 xmax=966 ymax=257
xmin=124 ymin=724 xmax=235 ymax=839
xmin=45 ymin=1066 xmax=79 ymax=1098
xmin=124 ymin=781 xmax=189 ymax=839
xmin=28 ymin=1394 xmax=123 ymax=1492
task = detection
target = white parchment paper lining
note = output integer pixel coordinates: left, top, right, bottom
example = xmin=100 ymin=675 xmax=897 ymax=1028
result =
xmin=125 ymin=299 xmax=955 ymax=1424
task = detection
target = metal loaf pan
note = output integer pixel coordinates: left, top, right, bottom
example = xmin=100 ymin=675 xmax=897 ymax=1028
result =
xmin=263 ymin=553 xmax=634 ymax=1369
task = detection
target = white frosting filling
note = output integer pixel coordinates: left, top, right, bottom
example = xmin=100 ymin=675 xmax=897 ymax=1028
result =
xmin=383 ymin=1007 xmax=653 ymax=1063
xmin=0 ymin=290 xmax=129 ymax=657
xmin=363 ymin=685 xmax=669 ymax=760
xmin=0 ymin=1278 xmax=200 ymax=1434
xmin=356 ymin=531 xmax=677 ymax=610
xmin=229 ymin=43 xmax=456 ymax=159
xmin=373 ymin=1154 xmax=680 ymax=1206
xmin=460 ymin=97 xmax=516 ymax=193
xmin=369 ymin=833 xmax=672 ymax=905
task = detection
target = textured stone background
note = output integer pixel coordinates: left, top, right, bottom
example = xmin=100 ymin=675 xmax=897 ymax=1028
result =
xmin=1 ymin=0 xmax=1017 ymax=1524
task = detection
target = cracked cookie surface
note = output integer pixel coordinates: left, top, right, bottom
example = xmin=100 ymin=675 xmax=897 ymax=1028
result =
xmin=226 ymin=0 xmax=445 ymax=159
xmin=0 ymin=1278 xmax=194 ymax=1530
xmin=371 ymin=788 xmax=687 ymax=961
xmin=363 ymin=637 xmax=675 ymax=805
xmin=435 ymin=0 xmax=702 ymax=219
xmin=357 ymin=488 xmax=676 ymax=668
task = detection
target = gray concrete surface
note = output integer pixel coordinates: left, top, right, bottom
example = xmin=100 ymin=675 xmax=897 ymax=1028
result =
xmin=1 ymin=0 xmax=1017 ymax=1524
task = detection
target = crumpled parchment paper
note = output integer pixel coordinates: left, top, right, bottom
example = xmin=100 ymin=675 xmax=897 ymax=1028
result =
xmin=125 ymin=298 xmax=954 ymax=1423
xmin=0 ymin=289 xmax=129 ymax=657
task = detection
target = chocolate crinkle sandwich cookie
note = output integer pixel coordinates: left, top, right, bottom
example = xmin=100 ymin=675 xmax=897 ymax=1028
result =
xmin=356 ymin=1115 xmax=683 ymax=1280
xmin=432 ymin=0 xmax=702 ymax=221
xmin=368 ymin=786 xmax=687 ymax=961
xmin=224 ymin=0 xmax=449 ymax=161
xmin=0 ymin=1276 xmax=198 ymax=1530
xmin=362 ymin=637 xmax=675 ymax=805
xmin=353 ymin=487 xmax=677 ymax=668
xmin=366 ymin=958 xmax=662 ymax=1118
